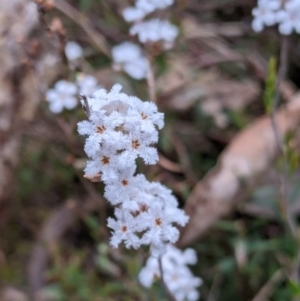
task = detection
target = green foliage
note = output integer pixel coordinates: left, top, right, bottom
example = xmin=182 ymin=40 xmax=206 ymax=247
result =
xmin=43 ymin=248 xmax=147 ymax=301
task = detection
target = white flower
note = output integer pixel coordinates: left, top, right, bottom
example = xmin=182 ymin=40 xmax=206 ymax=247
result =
xmin=123 ymin=57 xmax=149 ymax=80
xmin=104 ymin=166 xmax=139 ymax=206
xmin=130 ymin=19 xmax=178 ymax=48
xmin=123 ymin=7 xmax=146 ymax=22
xmin=88 ymin=84 xmax=128 ymax=112
xmin=166 ymin=269 xmax=202 ymax=301
xmin=123 ymin=130 xmax=159 ymax=165
xmin=108 ymin=209 xmax=141 ymax=249
xmin=112 ymin=42 xmax=149 ymax=79
xmin=65 ymin=41 xmax=83 ymax=61
xmin=136 ymin=0 xmax=174 ymax=15
xmin=138 ymin=256 xmax=160 ymax=287
xmin=46 ymin=80 xmax=78 ymax=113
xmin=131 ymin=100 xmax=164 ymax=130
xmin=84 ymin=154 xmax=116 ymax=181
xmin=163 ymin=245 xmax=198 ymax=266
xmin=139 ymin=245 xmax=202 ymax=301
xmin=78 ymin=111 xmax=118 ymax=137
xmin=123 ymin=0 xmax=174 ymax=22
xmin=112 ymin=42 xmax=142 ymax=63
xmin=182 ymin=248 xmax=198 ymax=265
xmin=144 ymin=181 xmax=179 ymax=208
xmin=251 ymin=0 xmax=281 ymax=32
xmin=76 ymin=73 xmax=102 ymax=96
xmin=140 ymin=203 xmax=189 ymax=257
xmin=277 ymin=0 xmax=300 ymax=34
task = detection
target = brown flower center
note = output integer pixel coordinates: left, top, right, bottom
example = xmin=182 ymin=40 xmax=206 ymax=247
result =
xmin=96 ymin=125 xmax=106 ymax=133
xmin=121 ymin=179 xmax=128 ymax=186
xmin=155 ymin=218 xmax=162 ymax=226
xmin=132 ymin=140 xmax=140 ymax=149
xmin=141 ymin=112 xmax=148 ymax=120
xmin=101 ymin=156 xmax=110 ymax=165
xmin=139 ymin=204 xmax=148 ymax=212
xmin=115 ymin=124 xmax=125 ymax=132
xmin=121 ymin=225 xmax=127 ymax=233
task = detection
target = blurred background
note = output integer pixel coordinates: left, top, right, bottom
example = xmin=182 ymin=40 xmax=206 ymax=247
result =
xmin=1 ymin=0 xmax=300 ymax=300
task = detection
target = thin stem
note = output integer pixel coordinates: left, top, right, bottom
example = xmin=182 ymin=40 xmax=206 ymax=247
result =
xmin=270 ymin=36 xmax=297 ymax=240
xmin=271 ymin=36 xmax=288 ymax=154
xmin=146 ymin=56 xmax=157 ymax=103
xmin=158 ymin=257 xmax=178 ymax=301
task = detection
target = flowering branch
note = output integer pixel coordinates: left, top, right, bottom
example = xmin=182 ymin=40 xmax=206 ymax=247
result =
xmin=78 ymin=84 xmax=188 ymax=257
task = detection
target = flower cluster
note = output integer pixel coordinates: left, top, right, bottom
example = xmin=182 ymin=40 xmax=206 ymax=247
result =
xmin=111 ymin=0 xmax=178 ymax=79
xmin=112 ymin=42 xmax=149 ymax=80
xmin=252 ymin=0 xmax=300 ymax=35
xmin=46 ymin=73 xmax=101 ymax=113
xmin=123 ymin=0 xmax=178 ymax=47
xmin=78 ymin=84 xmax=189 ymax=256
xmin=123 ymin=0 xmax=174 ymax=21
xmin=45 ymin=40 xmax=102 ymax=114
xmin=130 ymin=19 xmax=178 ymax=49
xmin=139 ymin=244 xmax=202 ymax=301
